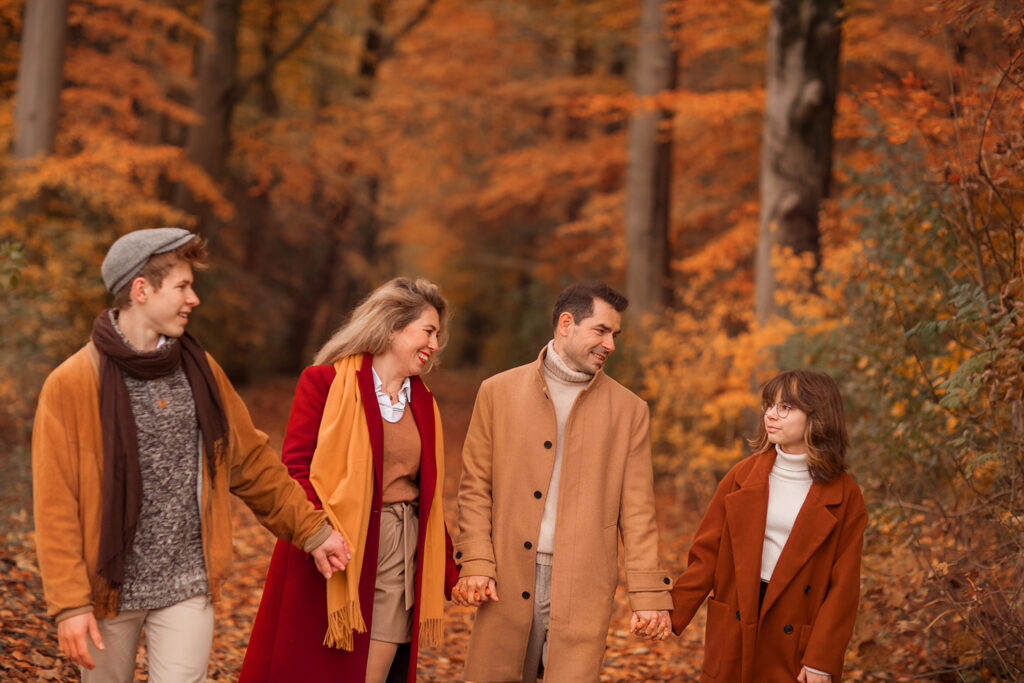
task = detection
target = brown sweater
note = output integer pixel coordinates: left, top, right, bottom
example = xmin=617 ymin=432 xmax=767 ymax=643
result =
xmin=381 ymin=410 xmax=421 ymax=504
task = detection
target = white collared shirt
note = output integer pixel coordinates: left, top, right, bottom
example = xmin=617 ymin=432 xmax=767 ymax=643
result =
xmin=372 ymin=368 xmax=412 ymax=423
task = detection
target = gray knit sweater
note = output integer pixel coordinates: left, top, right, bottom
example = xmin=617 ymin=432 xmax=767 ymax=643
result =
xmin=113 ymin=315 xmax=209 ymax=610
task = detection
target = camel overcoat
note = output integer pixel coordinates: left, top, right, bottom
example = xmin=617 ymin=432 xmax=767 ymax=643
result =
xmin=670 ymin=449 xmax=867 ymax=682
xmin=456 ymin=348 xmax=673 ymax=683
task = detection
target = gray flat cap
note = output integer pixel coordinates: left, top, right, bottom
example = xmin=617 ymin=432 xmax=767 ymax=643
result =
xmin=102 ymin=227 xmax=195 ymax=293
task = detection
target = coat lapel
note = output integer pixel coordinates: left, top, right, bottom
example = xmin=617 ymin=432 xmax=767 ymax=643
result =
xmin=759 ymin=477 xmax=842 ymax=617
xmin=724 ymin=452 xmax=773 ymax=624
xmin=408 ymin=376 xmax=436 ymax=520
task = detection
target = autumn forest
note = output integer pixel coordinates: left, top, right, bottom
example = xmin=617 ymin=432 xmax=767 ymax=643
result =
xmin=2 ymin=0 xmax=1024 ymax=680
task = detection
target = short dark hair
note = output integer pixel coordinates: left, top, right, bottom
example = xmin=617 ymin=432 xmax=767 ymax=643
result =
xmin=112 ymin=236 xmax=208 ymax=309
xmin=551 ymin=281 xmax=628 ymax=328
xmin=749 ymin=369 xmax=849 ymax=483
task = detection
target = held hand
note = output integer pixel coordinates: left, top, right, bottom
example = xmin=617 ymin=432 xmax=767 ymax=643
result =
xmin=798 ymin=667 xmax=831 ymax=683
xmin=311 ymin=530 xmax=352 ymax=579
xmin=57 ymin=612 xmax=104 ymax=670
xmin=630 ymin=609 xmax=671 ymax=640
xmin=452 ymin=575 xmax=498 ymax=606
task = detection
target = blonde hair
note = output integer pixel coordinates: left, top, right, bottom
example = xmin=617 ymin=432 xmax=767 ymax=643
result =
xmin=313 ymin=277 xmax=449 ymax=371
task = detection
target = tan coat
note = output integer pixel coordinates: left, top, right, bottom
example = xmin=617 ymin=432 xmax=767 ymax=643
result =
xmin=670 ymin=450 xmax=866 ymax=682
xmin=32 ymin=343 xmax=328 ymax=621
xmin=456 ymin=349 xmax=673 ymax=682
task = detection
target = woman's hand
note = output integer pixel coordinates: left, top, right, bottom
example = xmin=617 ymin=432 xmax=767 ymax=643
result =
xmin=451 ymin=576 xmax=498 ymax=606
xmin=798 ymin=666 xmax=831 ymax=683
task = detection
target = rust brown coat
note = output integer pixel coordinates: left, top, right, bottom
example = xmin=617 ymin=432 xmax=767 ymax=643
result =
xmin=670 ymin=450 xmax=867 ymax=682
xmin=456 ymin=348 xmax=673 ymax=683
xmin=32 ymin=343 xmax=329 ymax=622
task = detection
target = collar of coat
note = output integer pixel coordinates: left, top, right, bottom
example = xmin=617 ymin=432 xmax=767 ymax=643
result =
xmin=532 ymin=345 xmax=606 ymax=398
xmin=725 ymin=449 xmax=846 ymax=622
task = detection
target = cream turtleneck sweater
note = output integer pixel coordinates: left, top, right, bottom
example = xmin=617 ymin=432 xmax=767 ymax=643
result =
xmin=761 ymin=445 xmax=813 ymax=582
xmin=536 ymin=341 xmax=592 ymax=555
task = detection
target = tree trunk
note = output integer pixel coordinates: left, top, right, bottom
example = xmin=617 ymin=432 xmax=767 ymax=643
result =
xmin=185 ymin=0 xmax=240 ymax=185
xmin=754 ymin=0 xmax=841 ymax=324
xmin=624 ymin=0 xmax=677 ymax=320
xmin=12 ymin=0 xmax=69 ymax=159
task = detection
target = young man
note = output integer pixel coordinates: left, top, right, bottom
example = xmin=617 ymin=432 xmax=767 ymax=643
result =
xmin=32 ymin=228 xmax=350 ymax=682
xmin=453 ymin=281 xmax=673 ymax=683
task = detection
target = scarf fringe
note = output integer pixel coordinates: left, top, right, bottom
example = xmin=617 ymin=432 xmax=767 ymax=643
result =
xmin=418 ymin=617 xmax=444 ymax=649
xmin=322 ymin=600 xmax=367 ymax=651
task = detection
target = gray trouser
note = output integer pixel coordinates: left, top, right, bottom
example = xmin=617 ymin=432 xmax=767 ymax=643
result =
xmin=521 ymin=552 xmax=553 ymax=683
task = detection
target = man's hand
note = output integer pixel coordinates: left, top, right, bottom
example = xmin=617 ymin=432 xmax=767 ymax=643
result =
xmin=310 ymin=530 xmax=351 ymax=579
xmin=57 ymin=612 xmax=104 ymax=669
xmin=798 ymin=667 xmax=831 ymax=683
xmin=451 ymin=575 xmax=499 ymax=606
xmin=630 ymin=609 xmax=671 ymax=640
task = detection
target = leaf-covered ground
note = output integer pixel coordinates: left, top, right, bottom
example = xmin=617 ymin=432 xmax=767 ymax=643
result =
xmin=2 ymin=368 xmax=712 ymax=681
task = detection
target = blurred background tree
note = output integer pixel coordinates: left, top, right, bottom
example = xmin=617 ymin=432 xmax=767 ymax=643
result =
xmin=2 ymin=0 xmax=1023 ymax=677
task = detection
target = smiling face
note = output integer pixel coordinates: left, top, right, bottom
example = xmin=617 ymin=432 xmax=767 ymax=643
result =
xmin=553 ymin=297 xmax=621 ymax=374
xmin=137 ymin=260 xmax=200 ymax=339
xmin=387 ymin=306 xmax=441 ymax=377
xmin=763 ymin=391 xmax=809 ymax=454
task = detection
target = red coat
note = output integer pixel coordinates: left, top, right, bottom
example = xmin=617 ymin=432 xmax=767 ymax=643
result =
xmin=240 ymin=356 xmax=457 ymax=683
xmin=671 ymin=450 xmax=866 ymax=682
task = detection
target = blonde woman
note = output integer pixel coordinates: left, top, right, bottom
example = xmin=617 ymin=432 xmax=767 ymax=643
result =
xmin=241 ymin=278 xmax=457 ymax=683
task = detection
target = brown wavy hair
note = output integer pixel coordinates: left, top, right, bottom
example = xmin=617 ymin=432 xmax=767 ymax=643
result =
xmin=748 ymin=369 xmax=849 ymax=483
xmin=112 ymin=235 xmax=208 ymax=309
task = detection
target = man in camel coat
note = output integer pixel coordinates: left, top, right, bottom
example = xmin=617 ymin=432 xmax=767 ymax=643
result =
xmin=453 ymin=281 xmax=673 ymax=683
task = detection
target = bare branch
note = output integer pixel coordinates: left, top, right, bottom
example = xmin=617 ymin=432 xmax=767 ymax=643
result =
xmin=378 ymin=0 xmax=438 ymax=64
xmin=228 ymin=0 xmax=338 ymax=106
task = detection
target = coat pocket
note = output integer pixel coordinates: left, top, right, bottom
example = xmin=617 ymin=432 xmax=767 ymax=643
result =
xmin=797 ymin=623 xmax=813 ymax=663
xmin=601 ymin=523 xmax=619 ymax=590
xmin=702 ymin=597 xmax=741 ymax=679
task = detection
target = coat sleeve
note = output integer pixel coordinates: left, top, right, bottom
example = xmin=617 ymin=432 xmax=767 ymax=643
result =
xmin=618 ymin=402 xmax=673 ymax=611
xmin=454 ymin=380 xmax=497 ymax=579
xmin=802 ymin=479 xmax=867 ymax=676
xmin=31 ymin=370 xmax=94 ymax=620
xmin=210 ymin=356 xmax=329 ymax=552
xmin=670 ymin=466 xmax=737 ymax=634
xmin=280 ymin=366 xmax=334 ymax=508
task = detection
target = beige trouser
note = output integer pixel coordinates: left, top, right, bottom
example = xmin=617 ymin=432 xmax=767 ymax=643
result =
xmin=82 ymin=594 xmax=214 ymax=683
xmin=521 ymin=552 xmax=553 ymax=683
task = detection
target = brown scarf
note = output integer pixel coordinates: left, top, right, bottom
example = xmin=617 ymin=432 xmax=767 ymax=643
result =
xmin=92 ymin=310 xmax=228 ymax=586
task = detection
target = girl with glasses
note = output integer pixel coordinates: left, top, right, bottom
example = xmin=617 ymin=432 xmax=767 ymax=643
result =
xmin=666 ymin=369 xmax=866 ymax=682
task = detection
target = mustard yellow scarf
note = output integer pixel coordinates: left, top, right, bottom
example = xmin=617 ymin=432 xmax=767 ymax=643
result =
xmin=309 ymin=354 xmax=446 ymax=650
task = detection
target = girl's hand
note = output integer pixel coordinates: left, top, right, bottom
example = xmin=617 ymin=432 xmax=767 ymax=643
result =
xmin=797 ymin=666 xmax=830 ymax=683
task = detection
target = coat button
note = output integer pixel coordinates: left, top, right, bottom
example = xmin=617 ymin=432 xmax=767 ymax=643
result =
xmin=804 ymin=584 xmax=811 ymax=594
xmin=735 ymin=611 xmax=740 ymax=620
xmin=455 ymin=551 xmax=462 ymax=559
xmin=533 ymin=490 xmax=542 ymax=499
xmin=663 ymin=577 xmax=671 ymax=585
xmin=544 ymin=440 xmax=553 ymax=449
xmin=784 ymin=624 xmax=794 ymax=634
xmin=522 ymin=591 xmax=531 ymax=599
xmin=524 ymin=541 xmax=533 ymax=549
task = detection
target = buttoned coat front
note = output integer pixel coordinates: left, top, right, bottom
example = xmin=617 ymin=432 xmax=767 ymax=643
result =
xmin=456 ymin=349 xmax=673 ymax=683
xmin=670 ymin=449 xmax=867 ymax=682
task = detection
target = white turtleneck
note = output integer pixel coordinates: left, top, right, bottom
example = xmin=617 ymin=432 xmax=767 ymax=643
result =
xmin=537 ymin=340 xmax=592 ymax=554
xmin=760 ymin=445 xmax=813 ymax=582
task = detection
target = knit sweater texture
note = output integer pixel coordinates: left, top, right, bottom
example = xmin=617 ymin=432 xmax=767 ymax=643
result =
xmin=112 ymin=317 xmax=208 ymax=610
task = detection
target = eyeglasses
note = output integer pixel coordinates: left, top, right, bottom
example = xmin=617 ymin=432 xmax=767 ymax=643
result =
xmin=761 ymin=401 xmax=793 ymax=419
